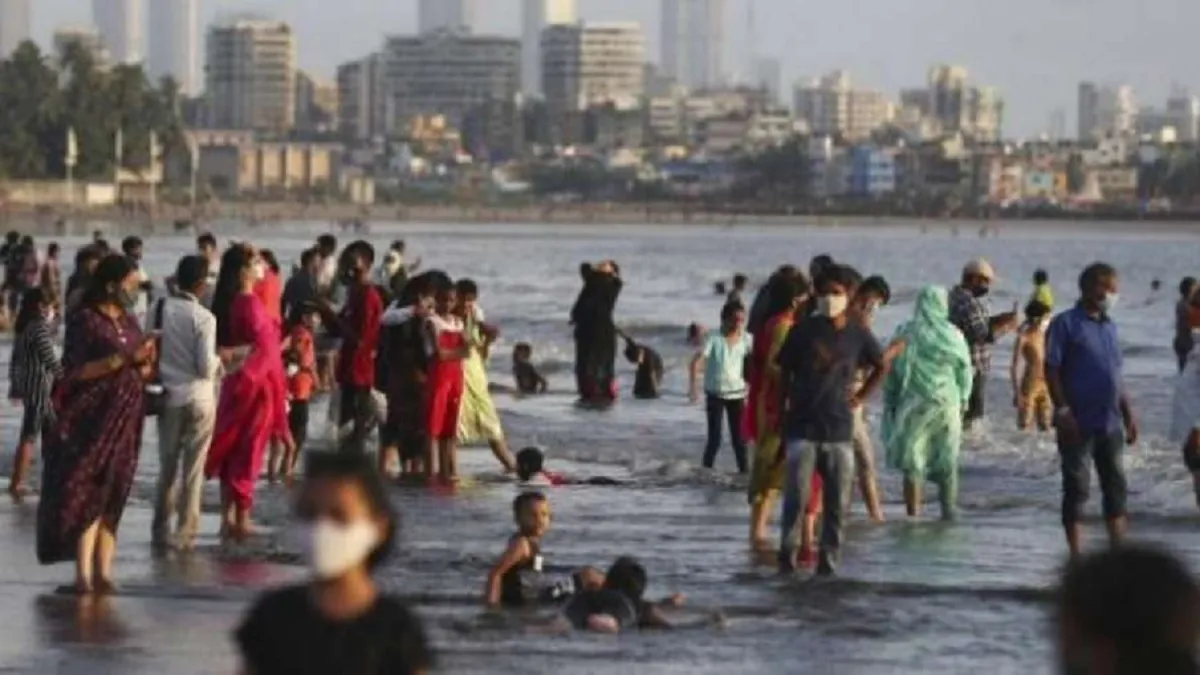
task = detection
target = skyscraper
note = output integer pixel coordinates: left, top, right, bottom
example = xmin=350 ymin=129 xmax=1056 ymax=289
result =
xmin=418 ymin=0 xmax=479 ymax=34
xmin=205 ymin=18 xmax=296 ymax=131
xmin=0 ymin=0 xmax=31 ymax=58
xmin=1077 ymin=82 xmax=1137 ymax=140
xmin=660 ymin=0 xmax=725 ymax=92
xmin=148 ymin=0 xmax=199 ymax=95
xmin=522 ymin=0 xmax=578 ymax=95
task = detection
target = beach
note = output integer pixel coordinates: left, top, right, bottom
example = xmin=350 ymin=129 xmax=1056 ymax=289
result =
xmin=1 ymin=219 xmax=1198 ymax=673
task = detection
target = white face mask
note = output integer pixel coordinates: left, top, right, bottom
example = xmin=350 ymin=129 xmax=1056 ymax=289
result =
xmin=298 ymin=519 xmax=378 ymax=580
xmin=818 ymin=294 xmax=849 ymax=318
xmin=1100 ymin=292 xmax=1119 ymax=314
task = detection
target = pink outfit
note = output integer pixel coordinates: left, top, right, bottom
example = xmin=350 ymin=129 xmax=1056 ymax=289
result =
xmin=205 ymin=293 xmax=290 ymax=509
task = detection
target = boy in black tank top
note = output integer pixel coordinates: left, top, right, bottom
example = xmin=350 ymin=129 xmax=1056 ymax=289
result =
xmin=484 ymin=492 xmax=603 ymax=607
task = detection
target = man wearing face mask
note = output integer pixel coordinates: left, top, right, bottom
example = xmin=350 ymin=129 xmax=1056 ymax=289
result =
xmin=1046 ymin=262 xmax=1137 ymax=559
xmin=776 ymin=265 xmax=887 ymax=575
xmin=313 ymin=241 xmax=383 ymax=454
xmin=948 ymin=258 xmax=1020 ymax=428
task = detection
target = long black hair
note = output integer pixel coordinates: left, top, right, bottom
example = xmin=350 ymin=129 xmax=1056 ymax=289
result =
xmin=211 ymin=243 xmax=253 ymax=348
xmin=302 ymin=452 xmax=398 ymax=571
xmin=14 ymin=287 xmax=48 ymax=335
xmin=80 ymin=254 xmax=134 ymax=308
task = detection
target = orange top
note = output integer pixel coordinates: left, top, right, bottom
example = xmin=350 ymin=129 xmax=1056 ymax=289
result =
xmin=287 ymin=324 xmax=317 ymax=401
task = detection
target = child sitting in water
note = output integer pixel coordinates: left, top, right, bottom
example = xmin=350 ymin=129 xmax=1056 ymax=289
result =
xmin=624 ymin=337 xmax=664 ymax=399
xmin=558 ymin=556 xmax=683 ymax=633
xmin=512 ymin=342 xmax=548 ymax=395
xmin=236 ymin=452 xmax=433 ymax=675
xmin=485 ymin=492 xmax=604 ymax=608
xmin=1010 ymin=300 xmax=1052 ymax=431
xmin=516 ymin=447 xmax=624 ymax=487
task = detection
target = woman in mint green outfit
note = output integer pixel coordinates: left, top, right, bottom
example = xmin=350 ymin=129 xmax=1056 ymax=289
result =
xmin=882 ymin=286 xmax=974 ymax=520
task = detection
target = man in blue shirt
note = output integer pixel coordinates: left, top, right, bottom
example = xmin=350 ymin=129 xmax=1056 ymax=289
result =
xmin=1046 ymin=262 xmax=1138 ymax=559
xmin=776 ymin=265 xmax=886 ymax=575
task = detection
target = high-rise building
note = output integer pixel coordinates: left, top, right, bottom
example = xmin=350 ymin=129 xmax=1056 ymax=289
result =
xmin=928 ymin=64 xmax=970 ymax=133
xmin=52 ymin=25 xmax=110 ymax=69
xmin=205 ymin=18 xmax=297 ymax=131
xmin=94 ymin=0 xmax=144 ymax=64
xmin=522 ymin=0 xmax=578 ymax=95
xmin=753 ymin=57 xmax=781 ymax=105
xmin=295 ymin=71 xmax=338 ymax=132
xmin=1077 ymin=82 xmax=1137 ymax=140
xmin=418 ymin=0 xmax=479 ymax=34
xmin=661 ymin=0 xmax=725 ymax=92
xmin=337 ymin=53 xmax=388 ymax=140
xmin=148 ymin=0 xmax=199 ymax=95
xmin=0 ymin=0 xmax=31 ymax=58
xmin=542 ymin=22 xmax=645 ymax=112
xmin=793 ymin=71 xmax=893 ymax=141
xmin=382 ymin=30 xmax=520 ymax=128
xmin=968 ymin=86 xmax=1004 ymax=142
xmin=1166 ymin=89 xmax=1200 ymax=142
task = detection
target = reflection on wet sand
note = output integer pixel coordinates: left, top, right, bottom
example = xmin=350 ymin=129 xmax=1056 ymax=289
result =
xmin=35 ymin=594 xmax=129 ymax=647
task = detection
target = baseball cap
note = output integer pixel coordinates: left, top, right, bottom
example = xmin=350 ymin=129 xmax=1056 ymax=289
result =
xmin=964 ymin=258 xmax=997 ymax=282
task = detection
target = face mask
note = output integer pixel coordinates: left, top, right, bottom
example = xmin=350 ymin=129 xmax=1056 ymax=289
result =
xmin=972 ymin=286 xmax=990 ymax=298
xmin=1100 ymin=292 xmax=1118 ymax=314
xmin=818 ymin=294 xmax=849 ymax=317
xmin=44 ymin=310 xmax=56 ymax=324
xmin=299 ymin=519 xmax=378 ymax=580
xmin=117 ymin=287 xmax=138 ymax=309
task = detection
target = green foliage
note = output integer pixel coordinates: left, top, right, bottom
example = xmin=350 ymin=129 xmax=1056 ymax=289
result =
xmin=0 ymin=40 xmax=186 ymax=181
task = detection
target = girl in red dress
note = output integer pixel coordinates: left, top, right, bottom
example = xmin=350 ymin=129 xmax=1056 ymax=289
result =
xmin=424 ymin=283 xmax=468 ymax=483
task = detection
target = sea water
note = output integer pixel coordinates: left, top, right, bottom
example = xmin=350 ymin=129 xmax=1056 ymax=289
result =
xmin=0 ymin=220 xmax=1198 ymax=674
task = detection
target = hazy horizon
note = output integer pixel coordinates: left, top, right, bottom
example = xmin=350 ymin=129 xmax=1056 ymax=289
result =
xmin=28 ymin=0 xmax=1200 ymax=138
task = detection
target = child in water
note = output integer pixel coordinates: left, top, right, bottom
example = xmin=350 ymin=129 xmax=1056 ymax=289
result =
xmin=1010 ymin=300 xmax=1053 ymax=431
xmin=558 ymin=556 xmax=684 ymax=633
xmin=425 ymin=281 xmax=468 ymax=483
xmin=236 ymin=452 xmax=433 ymax=675
xmin=281 ymin=306 xmax=318 ymax=480
xmin=624 ymin=337 xmax=664 ymax=399
xmin=485 ymin=492 xmax=604 ymax=608
xmin=515 ymin=447 xmax=624 ymax=487
xmin=512 ymin=342 xmax=548 ymax=394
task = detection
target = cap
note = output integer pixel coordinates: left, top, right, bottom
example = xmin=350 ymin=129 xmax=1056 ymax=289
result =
xmin=964 ymin=258 xmax=997 ymax=282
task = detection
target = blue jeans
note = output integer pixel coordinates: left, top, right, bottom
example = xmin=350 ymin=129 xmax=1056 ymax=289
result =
xmin=1059 ymin=430 xmax=1127 ymax=526
xmin=779 ymin=439 xmax=855 ymax=572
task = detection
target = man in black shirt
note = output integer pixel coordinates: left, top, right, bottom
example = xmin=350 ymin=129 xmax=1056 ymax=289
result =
xmin=776 ymin=265 xmax=886 ymax=575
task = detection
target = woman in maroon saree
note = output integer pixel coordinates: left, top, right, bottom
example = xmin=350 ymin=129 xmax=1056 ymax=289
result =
xmin=37 ymin=255 xmax=154 ymax=594
xmin=207 ymin=244 xmax=293 ymax=541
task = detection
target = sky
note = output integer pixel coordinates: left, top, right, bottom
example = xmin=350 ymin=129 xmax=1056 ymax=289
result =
xmin=29 ymin=0 xmax=1200 ymax=138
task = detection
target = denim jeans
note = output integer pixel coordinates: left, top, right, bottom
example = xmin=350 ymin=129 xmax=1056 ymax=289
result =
xmin=779 ymin=438 xmax=855 ymax=572
xmin=702 ymin=394 xmax=747 ymax=473
xmin=1059 ymin=430 xmax=1127 ymax=526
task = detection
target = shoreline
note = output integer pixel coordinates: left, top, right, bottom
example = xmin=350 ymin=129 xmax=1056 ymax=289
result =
xmin=1 ymin=202 xmax=1198 ymax=237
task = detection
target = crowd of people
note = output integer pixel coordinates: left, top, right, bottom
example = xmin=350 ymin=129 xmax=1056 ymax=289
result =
xmin=3 ymin=226 xmax=1200 ymax=673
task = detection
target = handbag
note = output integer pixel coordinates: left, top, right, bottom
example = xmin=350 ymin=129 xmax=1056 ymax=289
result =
xmin=144 ymin=298 xmax=166 ymax=417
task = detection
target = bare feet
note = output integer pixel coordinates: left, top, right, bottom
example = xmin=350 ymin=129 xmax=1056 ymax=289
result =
xmin=869 ymin=511 xmax=887 ymax=524
xmin=7 ymin=483 xmax=28 ymax=499
xmin=750 ymin=537 xmax=773 ymax=553
xmin=63 ymin=578 xmax=93 ymax=595
xmin=94 ymin=578 xmax=118 ymax=595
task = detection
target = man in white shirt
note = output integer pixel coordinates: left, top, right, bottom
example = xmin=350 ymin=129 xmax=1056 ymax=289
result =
xmin=122 ymin=236 xmax=152 ymax=326
xmin=152 ymin=255 xmax=222 ymax=550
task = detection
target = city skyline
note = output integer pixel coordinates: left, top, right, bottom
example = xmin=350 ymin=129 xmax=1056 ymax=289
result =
xmin=24 ymin=0 xmax=1200 ymax=138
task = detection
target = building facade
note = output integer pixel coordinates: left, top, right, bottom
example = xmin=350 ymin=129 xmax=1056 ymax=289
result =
xmin=93 ymin=0 xmax=143 ymax=64
xmin=928 ymin=64 xmax=970 ymax=133
xmin=382 ymin=30 xmax=520 ymax=129
xmin=148 ymin=0 xmax=199 ymax=95
xmin=205 ymin=19 xmax=297 ymax=132
xmin=295 ymin=71 xmax=338 ymax=132
xmin=0 ymin=0 xmax=30 ymax=58
xmin=1077 ymin=82 xmax=1138 ymax=140
xmin=847 ymin=146 xmax=896 ymax=197
xmin=418 ymin=0 xmax=479 ymax=34
xmin=542 ymin=22 xmax=645 ymax=113
xmin=337 ymin=53 xmax=388 ymax=141
xmin=660 ymin=0 xmax=725 ymax=92
xmin=793 ymin=71 xmax=892 ymax=141
xmin=522 ymin=0 xmax=578 ymax=96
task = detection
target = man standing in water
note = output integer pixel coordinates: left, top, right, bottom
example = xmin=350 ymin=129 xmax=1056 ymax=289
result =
xmin=196 ymin=233 xmax=220 ymax=306
xmin=776 ymin=265 xmax=886 ymax=575
xmin=1046 ymin=262 xmax=1137 ymax=559
xmin=948 ymin=259 xmax=1019 ymax=428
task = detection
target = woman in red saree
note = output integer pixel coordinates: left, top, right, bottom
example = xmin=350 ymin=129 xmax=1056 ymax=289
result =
xmin=207 ymin=244 xmax=294 ymax=541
